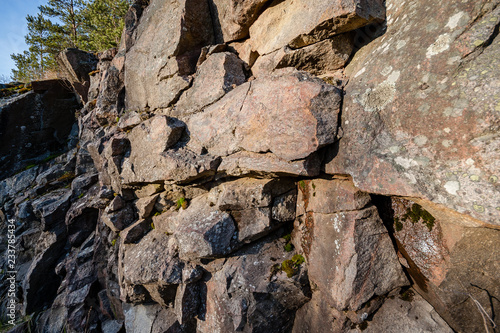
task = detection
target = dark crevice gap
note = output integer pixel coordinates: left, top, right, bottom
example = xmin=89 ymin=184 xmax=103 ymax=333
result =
xmin=206 ymin=0 xmax=223 ymax=45
xmin=344 ymin=21 xmax=387 ymax=69
xmin=370 ymin=194 xmax=428 ymax=292
xmin=481 ymin=18 xmax=500 ymax=50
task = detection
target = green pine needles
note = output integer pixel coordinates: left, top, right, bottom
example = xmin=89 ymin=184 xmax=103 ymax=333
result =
xmin=10 ymin=0 xmax=132 ymax=82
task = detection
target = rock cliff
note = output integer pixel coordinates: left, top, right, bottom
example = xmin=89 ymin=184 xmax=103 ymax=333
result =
xmin=0 ymin=0 xmax=498 ymax=332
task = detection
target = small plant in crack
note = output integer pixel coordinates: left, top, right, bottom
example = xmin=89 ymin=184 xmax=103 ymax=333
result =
xmin=176 ymin=197 xmax=188 ymax=210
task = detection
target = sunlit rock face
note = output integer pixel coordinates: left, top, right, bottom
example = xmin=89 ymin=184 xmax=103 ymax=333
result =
xmin=0 ymin=0 xmax=498 ymax=332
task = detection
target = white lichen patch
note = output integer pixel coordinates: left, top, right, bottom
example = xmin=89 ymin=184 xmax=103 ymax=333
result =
xmin=404 ymin=172 xmax=417 ymax=184
xmin=361 ymin=83 xmax=396 ymax=112
xmin=396 ymin=39 xmax=407 ymax=50
xmin=447 ymin=56 xmax=461 ymax=65
xmin=360 ymin=70 xmax=401 ymax=112
xmin=442 ymin=139 xmax=453 ymax=147
xmin=426 ymin=34 xmax=452 ymax=58
xmin=394 ymin=156 xmax=418 ymax=169
xmin=414 ymin=135 xmax=428 ymax=146
xmin=387 ymin=70 xmax=401 ymax=84
xmin=354 ymin=67 xmax=366 ymax=78
xmin=444 ymin=181 xmax=460 ymax=195
xmin=389 ymin=146 xmax=401 ymax=154
xmin=446 ymin=12 xmax=466 ymax=30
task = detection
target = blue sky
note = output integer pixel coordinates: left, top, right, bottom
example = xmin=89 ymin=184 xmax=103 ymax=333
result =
xmin=0 ymin=0 xmax=46 ymax=79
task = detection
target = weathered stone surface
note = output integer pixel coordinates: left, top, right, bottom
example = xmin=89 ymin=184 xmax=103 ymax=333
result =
xmin=101 ymin=206 xmax=135 ymax=232
xmin=119 ymin=116 xmax=221 ymax=184
xmin=198 ymin=236 xmax=310 ymax=333
xmin=135 ymin=184 xmax=164 ymax=198
xmin=0 ymin=166 xmax=38 ymax=205
xmin=0 ymin=80 xmax=80 ymax=179
xmin=95 ymin=65 xmax=123 ymax=119
xmin=135 ymin=194 xmax=159 ymax=219
xmin=125 ymin=0 xmax=214 ymax=110
xmin=292 ymin=291 xmax=347 ymax=333
xmin=295 ymin=206 xmax=407 ymax=310
xmin=120 ymin=230 xmax=183 ymax=305
xmin=294 ymin=179 xmax=407 ymax=311
xmin=218 ymin=151 xmax=322 ymax=177
xmin=120 ymin=219 xmax=151 ymax=244
xmin=272 ymin=189 xmax=297 ymax=222
xmin=229 ymin=39 xmax=259 ymax=67
xmin=65 ymin=196 xmax=99 ymax=247
xmin=56 ymin=48 xmax=98 ymax=103
xmin=391 ymin=198 xmax=450 ymax=286
xmin=117 ymin=111 xmax=142 ymax=130
xmin=252 ymin=33 xmax=354 ymax=77
xmin=210 ymin=0 xmax=271 ymax=42
xmin=121 ymin=230 xmax=182 ymax=286
xmin=249 ymin=0 xmax=385 ymax=55
xmin=56 ymin=49 xmax=98 ymax=86
xmin=101 ymin=320 xmax=123 ymax=333
xmin=326 ymin=0 xmax=500 ymax=227
xmin=4 ymin=1 xmax=498 ymax=332
xmin=123 ymin=303 xmax=162 ymax=333
xmin=173 ymin=195 xmax=236 ymax=260
xmin=88 ymin=132 xmax=129 ymax=193
xmin=107 ymin=195 xmax=126 ymax=213
xmin=22 ymin=228 xmax=67 ymax=314
xmin=210 ymin=178 xmax=273 ymax=210
xmin=231 ymin=207 xmax=272 ymax=243
xmin=121 ymin=146 xmax=221 ymax=185
xmin=280 ymin=34 xmax=354 ymax=74
xmin=196 ymin=44 xmax=228 ymax=67
xmin=206 ymin=178 xmax=296 ymax=242
xmin=296 ymin=178 xmax=372 ymax=216
xmin=376 ymin=196 xmax=500 ymax=333
xmin=174 ymin=283 xmax=199 ymax=325
xmin=70 ymin=172 xmax=98 ymax=198
xmin=174 ymin=52 xmax=246 ymax=116
xmin=188 ymin=69 xmax=341 ymax=161
xmin=129 ymin=116 xmax=185 ymax=156
xmin=433 ymin=227 xmax=500 ymax=333
xmin=346 ymin=291 xmax=453 ymax=333
xmin=32 ymin=189 xmax=72 ymax=230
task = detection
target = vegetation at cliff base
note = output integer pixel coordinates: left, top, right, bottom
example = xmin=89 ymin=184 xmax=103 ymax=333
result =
xmin=10 ymin=0 xmax=132 ymax=82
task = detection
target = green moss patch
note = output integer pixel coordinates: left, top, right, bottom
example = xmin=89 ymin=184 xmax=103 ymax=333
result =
xmin=401 ymin=203 xmax=435 ymax=231
xmin=280 ymin=254 xmax=306 ymax=278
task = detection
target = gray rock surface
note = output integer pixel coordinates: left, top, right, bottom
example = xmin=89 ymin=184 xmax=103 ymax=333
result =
xmin=249 ymin=0 xmax=385 ymax=55
xmin=188 ymin=69 xmax=341 ymax=161
xmin=325 ymin=0 xmax=500 ymax=227
xmin=346 ymin=291 xmax=453 ymax=333
xmin=174 ymin=52 xmax=246 ymax=116
xmin=125 ymin=0 xmax=214 ymax=110
xmin=0 ymin=80 xmax=80 ymax=179
xmin=1 ymin=0 xmax=496 ymax=332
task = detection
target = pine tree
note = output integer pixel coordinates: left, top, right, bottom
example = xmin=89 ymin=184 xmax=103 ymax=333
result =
xmin=11 ymin=0 xmax=133 ymax=81
xmin=10 ymin=51 xmax=38 ymax=83
xmin=25 ymin=13 xmax=61 ymax=76
xmin=39 ymin=0 xmax=88 ymax=49
xmin=82 ymin=0 xmax=132 ymax=51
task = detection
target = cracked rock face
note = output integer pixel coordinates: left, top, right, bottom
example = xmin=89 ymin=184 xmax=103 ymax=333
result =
xmin=0 ymin=0 xmax=498 ymax=332
xmin=294 ymin=179 xmax=408 ymax=312
xmin=249 ymin=0 xmax=385 ymax=55
xmin=188 ymin=69 xmax=342 ymax=161
xmin=325 ymin=0 xmax=500 ymax=227
xmin=125 ymin=0 xmax=214 ymax=110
